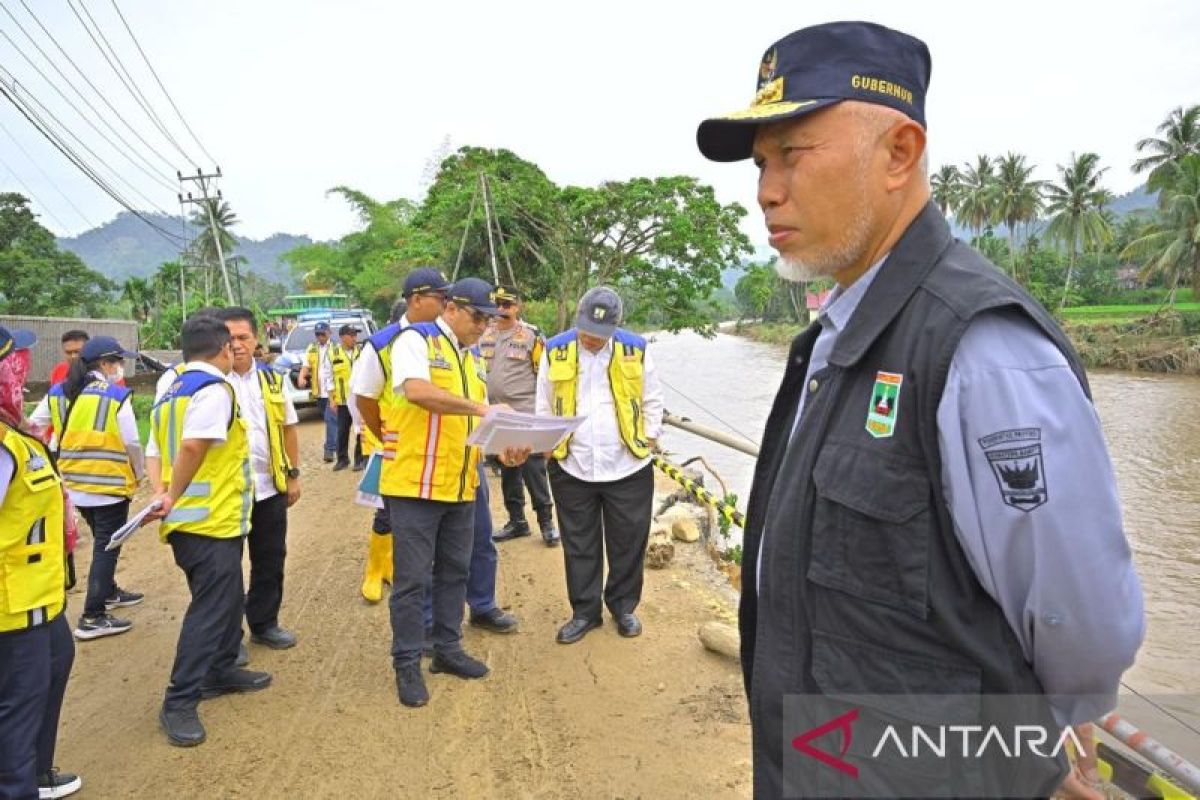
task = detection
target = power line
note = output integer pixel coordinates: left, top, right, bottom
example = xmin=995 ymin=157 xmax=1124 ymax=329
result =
xmin=0 ymin=113 xmax=95 ymax=228
xmin=69 ymin=0 xmax=198 ymax=168
xmin=108 ymin=0 xmax=216 ymax=166
xmin=0 ymin=152 xmax=72 ymax=232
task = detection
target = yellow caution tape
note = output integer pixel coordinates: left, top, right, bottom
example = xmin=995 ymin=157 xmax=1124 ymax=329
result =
xmin=652 ymin=455 xmax=746 ymax=529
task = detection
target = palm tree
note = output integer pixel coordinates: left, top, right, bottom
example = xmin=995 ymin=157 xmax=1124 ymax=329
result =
xmin=1133 ymin=105 xmax=1200 ymax=191
xmin=930 ymin=164 xmax=962 ymax=218
xmin=993 ymin=153 xmax=1043 ymax=280
xmin=957 ymin=155 xmax=997 ymax=240
xmin=1122 ymin=154 xmax=1200 ymax=305
xmin=1042 ymin=152 xmax=1113 ymax=308
xmin=122 ymin=277 xmax=152 ymax=323
xmin=189 ymin=198 xmax=239 ymax=301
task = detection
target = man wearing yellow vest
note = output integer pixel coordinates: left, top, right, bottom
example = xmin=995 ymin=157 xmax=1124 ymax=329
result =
xmin=297 ymin=321 xmax=345 ymax=463
xmin=383 ymin=277 xmax=528 ymax=707
xmin=536 ymin=287 xmax=664 ymax=644
xmin=216 ymin=307 xmax=302 ymax=651
xmin=0 ymin=326 xmax=84 ymax=799
xmin=145 ymin=315 xmax=271 ymax=747
xmin=333 ymin=324 xmax=364 ymax=471
xmin=34 ymin=336 xmax=145 ymax=642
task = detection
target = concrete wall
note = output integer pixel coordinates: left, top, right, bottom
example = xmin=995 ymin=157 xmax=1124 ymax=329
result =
xmin=0 ymin=315 xmax=139 ymax=383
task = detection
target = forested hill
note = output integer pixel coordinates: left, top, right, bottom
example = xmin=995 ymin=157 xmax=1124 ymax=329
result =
xmin=57 ymin=211 xmax=310 ymax=288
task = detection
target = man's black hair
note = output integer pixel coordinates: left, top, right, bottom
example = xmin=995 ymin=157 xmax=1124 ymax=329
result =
xmin=181 ymin=315 xmax=231 ymax=361
xmin=215 ymin=306 xmax=258 ymax=333
xmin=61 ymin=329 xmax=89 ymax=344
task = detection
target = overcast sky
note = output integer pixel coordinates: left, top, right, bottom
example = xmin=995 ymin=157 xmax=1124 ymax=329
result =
xmin=1 ymin=0 xmax=1196 ymax=254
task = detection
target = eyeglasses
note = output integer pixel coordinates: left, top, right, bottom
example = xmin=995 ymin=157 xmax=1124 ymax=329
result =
xmin=498 ymin=300 xmax=517 ymax=309
xmin=417 ymin=291 xmax=447 ymax=304
xmin=460 ymin=307 xmax=489 ymax=325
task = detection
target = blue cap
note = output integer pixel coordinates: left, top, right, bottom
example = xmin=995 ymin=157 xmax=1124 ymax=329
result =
xmin=446 ymin=277 xmax=500 ymax=316
xmin=697 ymin=21 xmax=931 ymax=162
xmin=403 ymin=267 xmax=451 ymax=298
xmin=314 ymin=321 xmax=331 ymax=333
xmin=575 ymin=286 xmax=623 ymax=339
xmin=0 ymin=325 xmax=36 ymax=361
xmin=82 ymin=335 xmax=137 ymax=362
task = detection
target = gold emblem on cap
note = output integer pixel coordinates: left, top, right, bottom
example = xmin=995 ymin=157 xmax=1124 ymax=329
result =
xmin=594 ymin=308 xmax=607 ymax=321
xmin=722 ymin=98 xmax=816 ymax=121
xmin=759 ymin=48 xmax=778 ymax=84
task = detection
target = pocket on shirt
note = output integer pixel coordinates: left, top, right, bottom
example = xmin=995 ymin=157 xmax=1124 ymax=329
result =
xmin=807 ymin=440 xmax=932 ymax=619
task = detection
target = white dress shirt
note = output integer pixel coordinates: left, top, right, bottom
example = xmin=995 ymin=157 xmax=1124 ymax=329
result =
xmin=146 ymin=361 xmax=233 ymax=458
xmin=350 ymin=315 xmax=409 ymax=408
xmin=227 ymin=364 xmax=298 ymax=501
xmin=316 ymin=343 xmax=334 ymax=398
xmin=535 ymin=336 xmax=663 ymax=483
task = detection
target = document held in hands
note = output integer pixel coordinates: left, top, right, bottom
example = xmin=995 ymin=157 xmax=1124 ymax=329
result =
xmin=467 ymin=410 xmax=585 ymax=455
xmin=105 ymin=500 xmax=164 ymax=551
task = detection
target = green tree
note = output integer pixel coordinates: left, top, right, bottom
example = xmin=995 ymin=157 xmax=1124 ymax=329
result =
xmin=957 ymin=155 xmax=997 ymax=238
xmin=734 ymin=262 xmax=778 ymax=319
xmin=1133 ymin=105 xmax=1200 ymax=192
xmin=0 ymin=193 xmax=114 ymax=316
xmin=1042 ymin=153 xmax=1113 ymax=308
xmin=930 ymin=164 xmax=962 ymax=218
xmin=189 ymin=198 xmax=240 ymax=302
xmin=122 ymin=276 xmax=153 ymax=323
xmin=993 ymin=152 xmax=1043 ymax=280
xmin=1122 ymin=154 xmax=1200 ymax=304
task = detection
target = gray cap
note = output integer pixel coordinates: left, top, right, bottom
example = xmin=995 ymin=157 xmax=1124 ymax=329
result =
xmin=575 ymin=286 xmax=623 ymax=338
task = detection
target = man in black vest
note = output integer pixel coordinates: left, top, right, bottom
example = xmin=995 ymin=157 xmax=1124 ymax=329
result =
xmin=697 ymin=22 xmax=1144 ymax=798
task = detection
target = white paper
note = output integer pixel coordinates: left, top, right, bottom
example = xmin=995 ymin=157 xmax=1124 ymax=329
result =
xmin=467 ymin=410 xmax=586 ymax=455
xmin=105 ymin=500 xmax=164 ymax=551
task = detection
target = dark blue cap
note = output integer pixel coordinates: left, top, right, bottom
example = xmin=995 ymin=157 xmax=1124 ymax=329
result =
xmin=403 ymin=267 xmax=451 ymax=298
xmin=314 ymin=321 xmax=331 ymax=333
xmin=697 ymin=21 xmax=931 ymax=162
xmin=82 ymin=335 xmax=136 ymax=362
xmin=0 ymin=325 xmax=36 ymax=361
xmin=446 ymin=277 xmax=500 ymax=316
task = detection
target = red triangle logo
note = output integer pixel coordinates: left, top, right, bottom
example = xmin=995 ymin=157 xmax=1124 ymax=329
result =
xmin=791 ymin=708 xmax=860 ymax=778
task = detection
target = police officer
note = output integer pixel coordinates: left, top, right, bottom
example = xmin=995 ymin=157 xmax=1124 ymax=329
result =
xmin=297 ymin=321 xmax=343 ymax=463
xmin=696 ymin=22 xmax=1144 ymax=797
xmin=481 ymin=285 xmax=558 ymax=547
xmin=0 ymin=326 xmax=83 ymax=799
xmin=333 ymin=324 xmax=364 ymax=471
xmin=145 ymin=315 xmax=271 ymax=747
xmin=34 ymin=336 xmax=145 ymax=642
xmin=536 ymin=287 xmax=663 ymax=644
xmin=216 ymin=307 xmax=301 ymax=651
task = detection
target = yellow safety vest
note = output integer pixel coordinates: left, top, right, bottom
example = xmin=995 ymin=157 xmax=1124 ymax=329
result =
xmin=545 ymin=328 xmax=650 ymax=461
xmin=332 ymin=342 xmax=361 ymax=405
xmin=379 ymin=322 xmax=486 ymax=502
xmin=47 ymin=379 xmax=137 ymax=497
xmin=0 ymin=422 xmax=66 ymax=633
xmin=361 ymin=324 xmax=404 ymax=457
xmin=254 ymin=364 xmax=293 ymax=494
xmin=151 ymin=369 xmax=252 ymax=542
xmin=305 ymin=342 xmax=350 ymax=402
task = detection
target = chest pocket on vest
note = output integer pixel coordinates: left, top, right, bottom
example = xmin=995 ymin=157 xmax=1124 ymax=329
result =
xmin=808 ymin=441 xmax=931 ymax=618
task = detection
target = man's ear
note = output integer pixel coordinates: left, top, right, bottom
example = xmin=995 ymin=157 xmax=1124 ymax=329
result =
xmin=885 ymin=120 xmax=926 ymax=192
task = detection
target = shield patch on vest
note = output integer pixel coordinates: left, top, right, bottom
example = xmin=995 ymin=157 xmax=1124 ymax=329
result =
xmin=978 ymin=428 xmax=1048 ymax=512
xmin=865 ymin=371 xmax=903 ymax=438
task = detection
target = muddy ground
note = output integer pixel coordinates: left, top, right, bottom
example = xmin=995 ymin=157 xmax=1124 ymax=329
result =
xmin=55 ymin=418 xmax=752 ymax=799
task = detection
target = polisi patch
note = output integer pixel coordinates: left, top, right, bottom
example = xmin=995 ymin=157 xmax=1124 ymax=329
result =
xmin=978 ymin=428 xmax=1048 ymax=512
xmin=865 ymin=371 xmax=903 ymax=438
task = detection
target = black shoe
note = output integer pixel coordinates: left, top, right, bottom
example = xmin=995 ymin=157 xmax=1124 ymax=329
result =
xmin=105 ymin=587 xmax=144 ymax=608
xmin=73 ymin=613 xmax=132 ymax=640
xmin=37 ymin=768 xmax=82 ymax=799
xmin=160 ymin=706 xmax=206 ymax=747
xmin=235 ymin=641 xmax=249 ymax=667
xmin=250 ymin=626 xmax=297 ymax=649
xmin=541 ymin=523 xmax=560 ymax=547
xmin=333 ymin=459 xmax=350 ymax=471
xmin=556 ymin=617 xmax=601 ymax=644
xmin=323 ymin=452 xmax=335 ymax=463
xmin=352 ymin=458 xmax=367 ymax=472
xmin=469 ymin=607 xmax=518 ymax=634
xmin=616 ymin=613 xmax=642 ymax=638
xmin=492 ymin=520 xmax=531 ymax=542
xmin=429 ymin=650 xmax=489 ymax=679
xmin=396 ymin=663 xmax=429 ymax=707
xmin=200 ymin=668 xmax=272 ymax=699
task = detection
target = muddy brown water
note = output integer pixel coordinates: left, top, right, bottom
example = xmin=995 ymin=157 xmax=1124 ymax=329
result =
xmin=654 ymin=330 xmax=1200 ymax=759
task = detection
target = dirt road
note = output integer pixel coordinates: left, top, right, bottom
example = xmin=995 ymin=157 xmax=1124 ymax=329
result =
xmin=56 ymin=419 xmax=752 ymax=799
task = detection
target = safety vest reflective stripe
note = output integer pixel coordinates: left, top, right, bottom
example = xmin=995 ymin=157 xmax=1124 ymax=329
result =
xmin=61 ymin=472 xmax=127 ymax=486
xmin=419 ymin=413 xmax=442 ymax=499
xmin=50 ymin=381 xmax=136 ymax=496
xmin=27 ymin=518 xmax=45 ymax=544
xmin=58 ymin=448 xmax=128 ymax=462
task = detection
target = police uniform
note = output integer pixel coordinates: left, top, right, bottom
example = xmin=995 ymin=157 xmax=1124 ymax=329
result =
xmin=696 ymin=22 xmax=1144 ymax=798
xmin=480 ymin=303 xmax=556 ymax=544
xmin=535 ymin=288 xmax=664 ymax=642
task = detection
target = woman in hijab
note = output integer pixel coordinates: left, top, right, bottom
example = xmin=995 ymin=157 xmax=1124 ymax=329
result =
xmin=0 ymin=325 xmax=83 ymax=799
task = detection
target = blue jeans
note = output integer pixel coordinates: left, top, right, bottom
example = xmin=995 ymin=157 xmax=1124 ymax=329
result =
xmin=420 ymin=464 xmax=499 ymax=626
xmin=316 ymin=397 xmax=338 ymax=455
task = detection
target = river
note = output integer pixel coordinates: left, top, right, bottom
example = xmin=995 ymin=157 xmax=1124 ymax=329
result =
xmin=652 ymin=329 xmax=1199 ymax=755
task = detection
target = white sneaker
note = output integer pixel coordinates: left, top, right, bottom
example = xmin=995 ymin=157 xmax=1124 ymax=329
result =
xmin=38 ymin=768 xmax=82 ymax=799
xmin=73 ymin=613 xmax=132 ymax=640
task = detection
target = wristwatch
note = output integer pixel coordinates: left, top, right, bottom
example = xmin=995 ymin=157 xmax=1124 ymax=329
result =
xmin=286 ymin=467 xmax=301 ymax=479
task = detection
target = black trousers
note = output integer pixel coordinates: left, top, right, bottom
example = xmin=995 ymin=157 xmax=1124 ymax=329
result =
xmin=500 ymin=454 xmax=553 ymax=526
xmin=79 ymin=499 xmax=131 ymax=618
xmin=245 ymin=493 xmax=288 ymax=634
xmin=548 ymin=462 xmax=654 ymax=621
xmin=0 ymin=614 xmax=73 ymax=798
xmin=164 ymin=533 xmax=244 ymax=710
xmin=336 ymin=405 xmax=362 ymax=463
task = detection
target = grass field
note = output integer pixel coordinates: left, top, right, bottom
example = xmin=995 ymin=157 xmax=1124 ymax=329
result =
xmin=1060 ymin=303 xmax=1200 ymax=325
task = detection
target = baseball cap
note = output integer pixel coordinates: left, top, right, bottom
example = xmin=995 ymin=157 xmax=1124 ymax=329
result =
xmin=81 ymin=335 xmax=136 ymax=362
xmin=0 ymin=325 xmax=36 ymax=361
xmin=446 ymin=277 xmax=500 ymax=316
xmin=314 ymin=322 xmax=331 ymax=334
xmin=494 ymin=284 xmax=521 ymax=304
xmin=575 ymin=287 xmax=623 ymax=339
xmin=338 ymin=324 xmax=360 ymax=336
xmin=697 ymin=21 xmax=932 ymax=162
xmin=403 ymin=267 xmax=451 ymax=298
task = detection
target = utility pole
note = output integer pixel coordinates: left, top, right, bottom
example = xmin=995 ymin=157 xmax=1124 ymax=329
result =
xmin=179 ymin=167 xmax=234 ymax=304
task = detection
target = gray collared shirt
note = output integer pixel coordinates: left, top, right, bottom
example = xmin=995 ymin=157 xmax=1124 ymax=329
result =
xmin=762 ymin=257 xmax=1144 ymax=726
